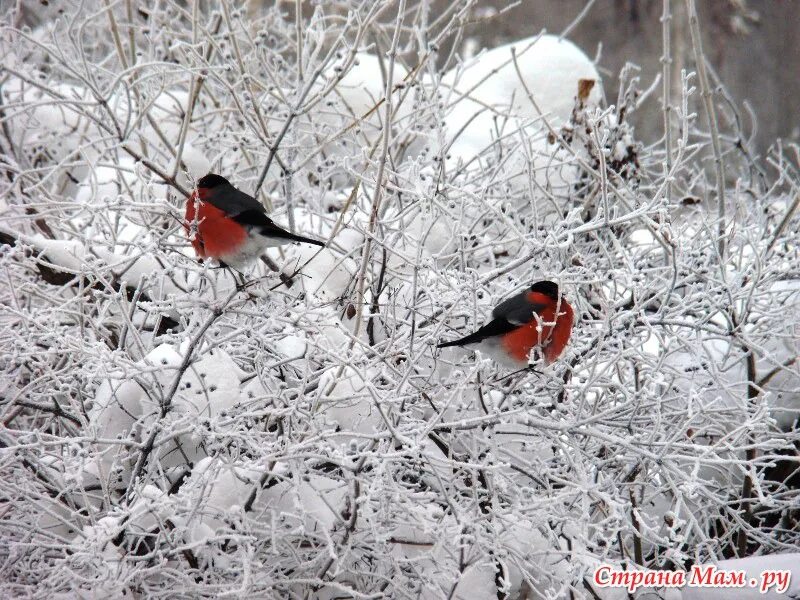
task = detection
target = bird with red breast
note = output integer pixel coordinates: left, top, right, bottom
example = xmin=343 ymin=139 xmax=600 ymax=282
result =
xmin=437 ymin=281 xmax=574 ymax=368
xmin=184 ymin=173 xmax=324 ymax=269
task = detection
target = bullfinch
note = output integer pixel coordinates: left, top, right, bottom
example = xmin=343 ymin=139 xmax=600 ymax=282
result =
xmin=437 ymin=280 xmax=574 ymax=367
xmin=184 ymin=173 xmax=324 ymax=269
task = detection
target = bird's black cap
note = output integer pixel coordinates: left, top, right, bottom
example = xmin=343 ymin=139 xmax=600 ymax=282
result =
xmin=530 ymin=280 xmax=560 ymax=300
xmin=197 ymin=173 xmax=230 ymax=189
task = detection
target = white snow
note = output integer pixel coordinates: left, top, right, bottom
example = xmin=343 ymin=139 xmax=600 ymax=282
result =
xmin=440 ymin=34 xmax=602 ymax=165
xmin=3 ymin=10 xmax=798 ymax=600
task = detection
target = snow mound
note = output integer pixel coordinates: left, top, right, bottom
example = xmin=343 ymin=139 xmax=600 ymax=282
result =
xmin=87 ymin=343 xmax=244 ymax=482
xmin=441 ymin=33 xmax=602 ymax=165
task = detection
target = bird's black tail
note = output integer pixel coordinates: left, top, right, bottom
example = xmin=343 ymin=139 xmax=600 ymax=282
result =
xmin=287 ymin=232 xmax=325 ymax=247
xmin=271 ymin=231 xmax=326 ymax=247
xmin=240 ymin=210 xmax=325 ymax=247
xmin=436 ymin=332 xmax=483 ymax=348
xmin=437 ymin=319 xmax=516 ymax=349
xmin=436 ymin=339 xmax=460 ymax=349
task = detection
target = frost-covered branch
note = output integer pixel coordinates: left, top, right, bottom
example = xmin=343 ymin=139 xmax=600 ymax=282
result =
xmin=1 ymin=0 xmax=798 ymax=597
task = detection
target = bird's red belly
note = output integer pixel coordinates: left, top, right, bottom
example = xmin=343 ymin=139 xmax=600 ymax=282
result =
xmin=185 ymin=196 xmax=248 ymax=259
xmin=501 ymin=321 xmax=550 ymax=364
xmin=544 ymin=309 xmax=573 ymax=364
xmin=500 ymin=302 xmax=573 ymax=365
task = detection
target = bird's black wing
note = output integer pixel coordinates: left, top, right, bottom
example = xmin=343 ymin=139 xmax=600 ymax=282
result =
xmin=492 ymin=291 xmax=547 ymax=325
xmin=233 ymin=209 xmax=282 ymax=230
xmin=437 ymin=318 xmax=518 ymax=348
xmin=206 ymin=185 xmax=265 ymax=217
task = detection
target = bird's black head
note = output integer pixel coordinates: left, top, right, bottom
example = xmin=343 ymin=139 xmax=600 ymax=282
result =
xmin=197 ymin=173 xmax=230 ymax=189
xmin=530 ymin=280 xmax=560 ymax=300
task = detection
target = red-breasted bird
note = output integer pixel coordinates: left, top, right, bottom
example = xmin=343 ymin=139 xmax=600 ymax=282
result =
xmin=437 ymin=281 xmax=574 ymax=367
xmin=184 ymin=173 xmax=324 ymax=269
